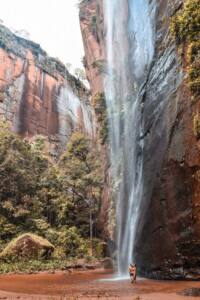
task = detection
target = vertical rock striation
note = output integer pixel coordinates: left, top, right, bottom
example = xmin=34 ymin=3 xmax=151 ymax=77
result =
xmin=80 ymin=0 xmax=112 ymax=239
xmin=0 ymin=24 xmax=95 ymax=155
xmin=80 ymin=0 xmax=200 ymax=279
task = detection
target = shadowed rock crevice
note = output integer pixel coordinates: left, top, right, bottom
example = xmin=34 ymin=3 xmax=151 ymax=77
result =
xmin=80 ymin=0 xmax=200 ymax=279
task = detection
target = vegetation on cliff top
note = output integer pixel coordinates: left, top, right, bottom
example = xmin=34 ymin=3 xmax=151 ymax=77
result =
xmin=0 ymin=122 xmax=104 ymax=271
xmin=0 ymin=24 xmax=87 ymax=95
xmin=171 ymin=0 xmax=200 ymax=99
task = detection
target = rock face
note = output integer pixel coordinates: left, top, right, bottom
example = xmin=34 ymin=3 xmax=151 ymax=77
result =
xmin=80 ymin=0 xmax=200 ymax=279
xmin=80 ymin=0 xmax=105 ymax=94
xmin=0 ymin=24 xmax=95 ymax=155
xmin=80 ymin=0 xmax=111 ymax=239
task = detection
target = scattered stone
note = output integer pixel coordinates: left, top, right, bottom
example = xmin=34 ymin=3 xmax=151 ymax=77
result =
xmin=85 ymin=264 xmax=96 ymax=270
xmin=101 ymin=257 xmax=114 ymax=269
xmin=179 ymin=288 xmax=200 ymax=297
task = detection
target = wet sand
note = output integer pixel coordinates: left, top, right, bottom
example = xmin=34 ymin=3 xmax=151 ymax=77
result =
xmin=0 ymin=269 xmax=199 ymax=299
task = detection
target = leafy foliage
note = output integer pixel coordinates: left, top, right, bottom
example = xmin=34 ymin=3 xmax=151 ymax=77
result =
xmin=59 ymin=132 xmax=103 ymax=237
xmin=0 ymin=122 xmax=48 ymax=235
xmin=193 ymin=113 xmax=200 ymax=138
xmin=90 ymin=15 xmax=97 ymax=37
xmin=57 ymin=226 xmax=87 ymax=258
xmin=92 ymin=92 xmax=108 ymax=144
xmin=171 ymin=0 xmax=200 ymax=44
xmin=0 ymin=123 xmax=104 ymax=266
xmin=171 ymin=0 xmax=200 ymax=98
xmin=0 ymin=258 xmax=81 ymax=274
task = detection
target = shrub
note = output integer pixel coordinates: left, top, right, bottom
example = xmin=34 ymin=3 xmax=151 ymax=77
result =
xmin=92 ymin=92 xmax=108 ymax=143
xmin=171 ymin=0 xmax=200 ymax=43
xmin=0 ymin=124 xmax=104 ymax=271
xmin=171 ymin=0 xmax=200 ymax=98
xmin=89 ymin=15 xmax=99 ymax=41
xmin=57 ymin=227 xmax=87 ymax=258
xmin=92 ymin=238 xmax=107 ymax=259
xmin=193 ymin=114 xmax=200 ymax=138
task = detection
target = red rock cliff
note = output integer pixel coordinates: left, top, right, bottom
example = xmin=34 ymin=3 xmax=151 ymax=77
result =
xmin=80 ymin=0 xmax=200 ymax=279
xmin=80 ymin=0 xmax=112 ymax=240
xmin=0 ymin=24 xmax=95 ymax=155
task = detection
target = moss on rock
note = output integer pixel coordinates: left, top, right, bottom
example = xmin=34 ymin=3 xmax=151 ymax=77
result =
xmin=92 ymin=92 xmax=108 ymax=143
xmin=0 ymin=233 xmax=54 ymax=262
xmin=171 ymin=0 xmax=200 ymax=99
xmin=193 ymin=113 xmax=200 ymax=139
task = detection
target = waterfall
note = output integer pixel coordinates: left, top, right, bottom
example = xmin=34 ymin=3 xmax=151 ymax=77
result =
xmin=103 ymin=0 xmax=155 ymax=275
xmin=11 ymin=74 xmax=26 ymax=133
xmin=56 ymin=85 xmax=94 ymax=144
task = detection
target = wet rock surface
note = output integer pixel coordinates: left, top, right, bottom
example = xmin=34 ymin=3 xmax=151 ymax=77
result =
xmin=135 ymin=0 xmax=200 ymax=279
xmin=80 ymin=0 xmax=200 ymax=279
xmin=179 ymin=288 xmax=200 ymax=297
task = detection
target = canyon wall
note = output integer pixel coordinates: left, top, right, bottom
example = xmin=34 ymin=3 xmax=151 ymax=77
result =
xmin=0 ymin=24 xmax=95 ymax=156
xmin=80 ymin=0 xmax=111 ymax=239
xmin=80 ymin=0 xmax=200 ymax=279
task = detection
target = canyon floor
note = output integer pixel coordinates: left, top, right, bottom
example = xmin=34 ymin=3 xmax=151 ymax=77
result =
xmin=0 ymin=270 xmax=199 ymax=299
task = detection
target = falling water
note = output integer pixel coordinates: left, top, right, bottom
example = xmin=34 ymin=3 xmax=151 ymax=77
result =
xmin=10 ymin=74 xmax=26 ymax=133
xmin=56 ymin=85 xmax=94 ymax=144
xmin=103 ymin=0 xmax=155 ymax=275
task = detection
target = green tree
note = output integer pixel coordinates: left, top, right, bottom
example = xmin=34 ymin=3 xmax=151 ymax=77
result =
xmin=74 ymin=68 xmax=87 ymax=83
xmin=0 ymin=123 xmax=103 ymax=260
xmin=59 ymin=132 xmax=103 ymax=252
xmin=0 ymin=123 xmax=48 ymax=233
xmin=57 ymin=226 xmax=87 ymax=258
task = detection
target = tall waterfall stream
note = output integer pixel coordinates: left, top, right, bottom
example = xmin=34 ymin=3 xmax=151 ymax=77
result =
xmin=103 ymin=0 xmax=155 ymax=275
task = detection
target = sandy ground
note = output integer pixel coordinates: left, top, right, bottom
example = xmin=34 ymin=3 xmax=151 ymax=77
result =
xmin=0 ymin=269 xmax=199 ymax=299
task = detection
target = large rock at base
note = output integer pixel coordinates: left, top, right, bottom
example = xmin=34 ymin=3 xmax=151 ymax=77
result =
xmin=101 ymin=257 xmax=114 ymax=269
xmin=0 ymin=233 xmax=54 ymax=261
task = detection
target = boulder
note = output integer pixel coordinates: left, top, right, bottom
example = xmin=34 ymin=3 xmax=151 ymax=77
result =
xmin=0 ymin=233 xmax=54 ymax=261
xmin=101 ymin=257 xmax=114 ymax=269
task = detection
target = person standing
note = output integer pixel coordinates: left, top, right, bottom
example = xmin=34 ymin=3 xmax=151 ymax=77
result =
xmin=129 ymin=264 xmax=137 ymax=284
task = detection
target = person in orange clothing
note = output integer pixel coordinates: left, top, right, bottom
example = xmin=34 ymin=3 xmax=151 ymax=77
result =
xmin=129 ymin=263 xmax=137 ymax=284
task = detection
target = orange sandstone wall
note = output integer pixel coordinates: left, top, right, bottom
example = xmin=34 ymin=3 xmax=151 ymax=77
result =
xmin=0 ymin=24 xmax=95 ymax=155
